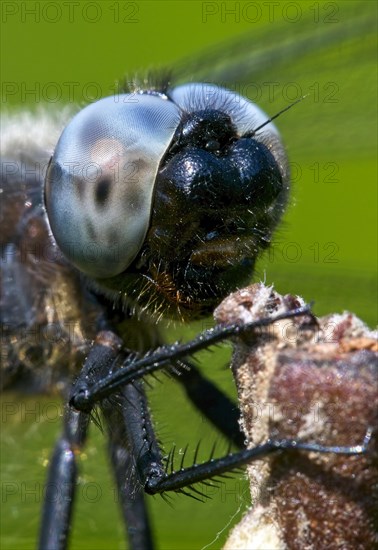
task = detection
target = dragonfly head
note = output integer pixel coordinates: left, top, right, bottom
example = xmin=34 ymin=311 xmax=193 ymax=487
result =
xmin=45 ymin=83 xmax=289 ymax=320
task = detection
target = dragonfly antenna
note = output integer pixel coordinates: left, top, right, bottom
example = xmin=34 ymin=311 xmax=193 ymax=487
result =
xmin=251 ymin=95 xmax=308 ymax=136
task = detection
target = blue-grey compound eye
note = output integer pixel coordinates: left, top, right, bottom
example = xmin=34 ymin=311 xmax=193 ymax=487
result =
xmin=45 ymin=94 xmax=180 ymax=278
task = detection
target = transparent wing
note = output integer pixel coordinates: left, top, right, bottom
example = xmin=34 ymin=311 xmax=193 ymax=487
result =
xmin=171 ymin=4 xmax=376 ymax=159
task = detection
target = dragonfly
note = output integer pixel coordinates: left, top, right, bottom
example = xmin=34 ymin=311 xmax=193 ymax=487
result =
xmin=1 ymin=3 xmax=376 ymax=549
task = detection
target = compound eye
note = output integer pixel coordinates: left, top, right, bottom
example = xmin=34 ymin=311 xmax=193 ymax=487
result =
xmin=45 ymin=94 xmax=180 ymax=278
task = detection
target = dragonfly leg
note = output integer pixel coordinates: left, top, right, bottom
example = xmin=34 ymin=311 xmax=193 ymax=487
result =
xmin=38 ymin=406 xmax=90 ymax=550
xmin=119 ymin=381 xmax=371 ymax=498
xmin=102 ymin=399 xmax=154 ymax=550
xmin=172 ymin=362 xmax=244 ymax=448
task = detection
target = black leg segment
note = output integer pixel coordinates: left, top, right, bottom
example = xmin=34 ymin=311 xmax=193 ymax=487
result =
xmin=117 ymin=378 xmax=372 ymax=498
xmin=101 ymin=395 xmax=154 ymax=550
xmin=172 ymin=362 xmax=244 ymax=448
xmin=38 ymin=406 xmax=90 ymax=550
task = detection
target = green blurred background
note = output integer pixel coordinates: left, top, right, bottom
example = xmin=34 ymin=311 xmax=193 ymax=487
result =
xmin=1 ymin=1 xmax=377 ymax=549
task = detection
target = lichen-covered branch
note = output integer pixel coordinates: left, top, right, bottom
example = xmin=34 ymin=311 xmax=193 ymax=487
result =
xmin=215 ymin=283 xmax=377 ymax=550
